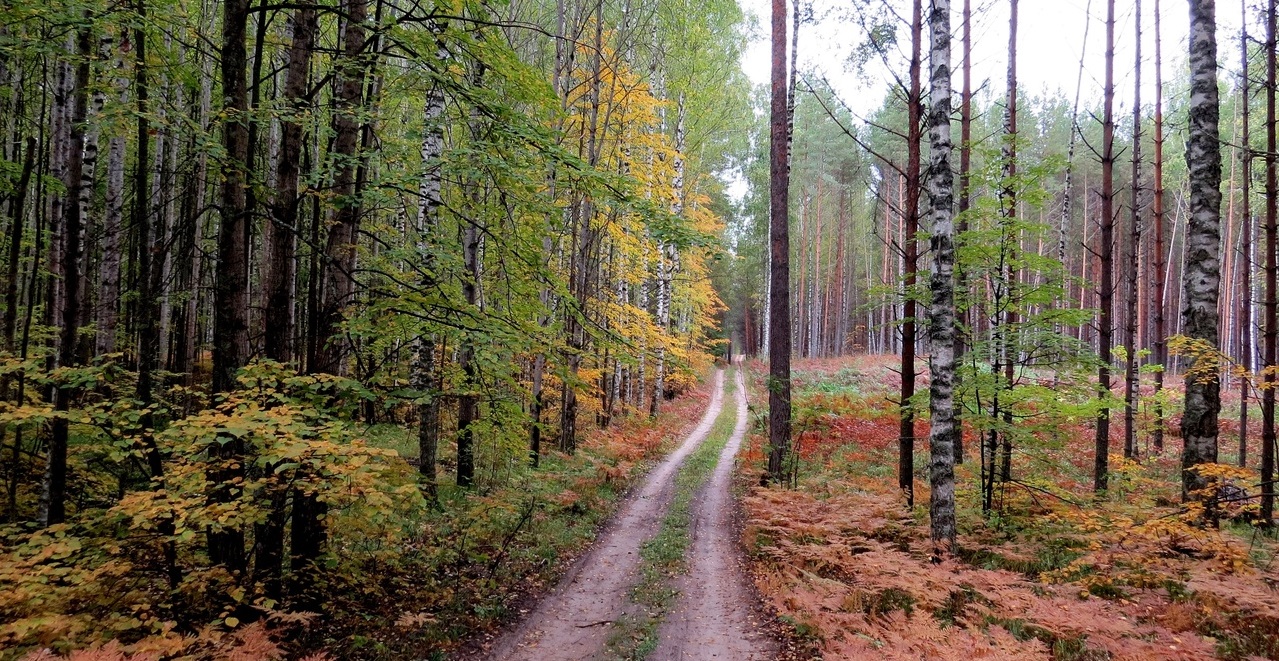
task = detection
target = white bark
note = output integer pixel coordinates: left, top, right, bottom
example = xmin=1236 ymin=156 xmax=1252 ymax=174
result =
xmin=1181 ymin=0 xmax=1223 ymax=498
xmin=926 ymin=0 xmax=956 ymax=546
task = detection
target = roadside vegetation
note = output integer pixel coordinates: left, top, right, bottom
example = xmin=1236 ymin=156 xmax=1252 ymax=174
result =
xmin=741 ymin=356 xmax=1279 ymax=660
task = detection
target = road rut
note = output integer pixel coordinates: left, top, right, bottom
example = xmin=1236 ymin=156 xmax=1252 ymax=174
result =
xmin=482 ymin=370 xmax=727 ymax=661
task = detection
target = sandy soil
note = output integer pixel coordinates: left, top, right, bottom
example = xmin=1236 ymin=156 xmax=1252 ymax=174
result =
xmin=649 ymin=366 xmax=778 ymax=661
xmin=480 ymin=370 xmax=728 ymax=661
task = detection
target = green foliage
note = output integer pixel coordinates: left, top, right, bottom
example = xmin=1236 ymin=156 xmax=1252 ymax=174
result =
xmin=0 ymin=361 xmax=426 ymax=655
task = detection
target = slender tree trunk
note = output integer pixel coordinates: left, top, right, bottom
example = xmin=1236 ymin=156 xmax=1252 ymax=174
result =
xmin=40 ymin=24 xmax=91 ymax=527
xmin=1124 ymin=0 xmax=1143 ymax=459
xmin=953 ymin=0 xmax=972 ymax=466
xmin=651 ymin=100 xmax=685 ymax=418
xmin=1154 ymin=0 xmax=1168 ymax=452
xmin=1239 ymin=0 xmax=1252 ymax=468
xmin=927 ymin=0 xmax=956 ymax=547
xmin=4 ymin=138 xmax=35 ymax=354
xmin=1060 ymin=0 xmax=1093 ymax=386
xmin=255 ymin=0 xmax=316 ymax=599
xmin=766 ymin=0 xmax=792 ymax=483
xmin=313 ymin=0 xmax=368 ymax=376
xmin=1182 ymin=0 xmax=1224 ymax=504
xmin=414 ymin=17 xmax=447 ymax=491
xmin=264 ymin=1 xmax=316 ymax=364
xmin=997 ymin=0 xmax=1018 ymax=486
xmin=898 ymin=0 xmax=922 ymax=507
xmin=97 ymin=121 xmax=124 ymax=356
xmin=1095 ymin=0 xmax=1117 ymax=493
xmin=1262 ymin=0 xmax=1276 ymax=521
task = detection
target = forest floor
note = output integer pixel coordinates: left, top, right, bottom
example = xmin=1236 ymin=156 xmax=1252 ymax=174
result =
xmin=472 ymin=364 xmax=778 ymax=661
xmin=738 ymin=355 xmax=1279 ymax=661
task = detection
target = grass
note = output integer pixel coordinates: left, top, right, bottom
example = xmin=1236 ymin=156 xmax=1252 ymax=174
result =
xmin=606 ymin=368 xmax=738 ymax=660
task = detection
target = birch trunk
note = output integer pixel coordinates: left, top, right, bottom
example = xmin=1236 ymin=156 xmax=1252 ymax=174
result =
xmin=414 ymin=17 xmax=447 ymax=491
xmin=926 ymin=0 xmax=956 ymax=547
xmin=1181 ymin=0 xmax=1223 ymax=502
xmin=40 ymin=25 xmax=90 ymax=527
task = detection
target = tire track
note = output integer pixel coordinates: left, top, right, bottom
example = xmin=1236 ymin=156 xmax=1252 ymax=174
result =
xmin=650 ymin=365 xmax=777 ymax=660
xmin=482 ymin=369 xmax=727 ymax=661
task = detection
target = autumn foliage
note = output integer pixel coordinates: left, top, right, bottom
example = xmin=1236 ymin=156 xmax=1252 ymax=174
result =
xmin=742 ymin=357 xmax=1279 ymax=660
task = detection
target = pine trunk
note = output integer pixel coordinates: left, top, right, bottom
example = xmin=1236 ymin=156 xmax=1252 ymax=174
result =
xmin=1262 ymin=0 xmax=1276 ymax=521
xmin=767 ymin=0 xmax=793 ymax=483
xmin=1154 ymin=0 xmax=1168 ymax=452
xmin=1095 ymin=0 xmax=1117 ymax=492
xmin=1124 ymin=0 xmax=1142 ymax=459
xmin=899 ymin=0 xmax=922 ymax=508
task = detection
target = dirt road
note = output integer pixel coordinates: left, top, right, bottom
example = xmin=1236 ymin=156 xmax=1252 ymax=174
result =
xmin=649 ymin=367 xmax=776 ymax=660
xmin=480 ymin=366 xmax=775 ymax=661
xmin=482 ymin=371 xmax=727 ymax=661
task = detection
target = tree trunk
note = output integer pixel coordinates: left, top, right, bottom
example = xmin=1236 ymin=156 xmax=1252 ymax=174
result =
xmin=1095 ymin=0 xmax=1117 ymax=493
xmin=1154 ymin=0 xmax=1168 ymax=453
xmin=1182 ymin=0 xmax=1224 ymax=503
xmin=4 ymin=138 xmax=35 ymax=354
xmin=1123 ymin=0 xmax=1142 ymax=459
xmin=1239 ymin=0 xmax=1252 ymax=469
xmin=898 ymin=0 xmax=922 ymax=507
xmin=313 ymin=0 xmax=368 ymax=376
xmin=998 ymin=0 xmax=1018 ymax=486
xmin=264 ymin=1 xmax=316 ymax=365
xmin=953 ymin=0 xmax=972 ymax=466
xmin=927 ymin=0 xmax=956 ymax=547
xmin=767 ymin=0 xmax=792 ymax=484
xmin=414 ymin=17 xmax=447 ymax=491
xmin=209 ymin=0 xmax=251 ymax=570
xmin=1060 ymin=0 xmax=1093 ymax=387
xmin=1262 ymin=0 xmax=1276 ymax=521
xmin=39 ymin=25 xmax=91 ymax=527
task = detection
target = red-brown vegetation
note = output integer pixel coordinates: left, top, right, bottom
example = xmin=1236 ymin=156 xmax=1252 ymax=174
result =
xmin=742 ymin=356 xmax=1279 ymax=660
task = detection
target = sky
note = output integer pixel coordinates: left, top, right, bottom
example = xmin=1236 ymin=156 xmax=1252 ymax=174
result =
xmin=737 ymin=0 xmax=1251 ymax=117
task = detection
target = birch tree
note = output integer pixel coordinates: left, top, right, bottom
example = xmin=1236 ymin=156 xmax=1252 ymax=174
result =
xmin=1180 ymin=0 xmax=1223 ymax=502
xmin=926 ymin=0 xmax=956 ymax=547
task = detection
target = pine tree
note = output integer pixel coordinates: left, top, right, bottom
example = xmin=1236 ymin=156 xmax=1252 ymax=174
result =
xmin=767 ymin=0 xmax=792 ymax=484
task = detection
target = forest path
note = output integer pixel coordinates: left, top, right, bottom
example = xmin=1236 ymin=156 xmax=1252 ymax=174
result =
xmin=481 ymin=370 xmax=728 ymax=661
xmin=648 ymin=365 xmax=777 ymax=660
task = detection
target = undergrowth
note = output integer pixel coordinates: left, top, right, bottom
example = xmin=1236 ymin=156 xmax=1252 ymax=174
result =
xmin=740 ymin=356 xmax=1279 ymax=661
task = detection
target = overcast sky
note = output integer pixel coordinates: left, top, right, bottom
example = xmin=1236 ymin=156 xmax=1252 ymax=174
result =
xmin=737 ymin=0 xmax=1251 ymax=117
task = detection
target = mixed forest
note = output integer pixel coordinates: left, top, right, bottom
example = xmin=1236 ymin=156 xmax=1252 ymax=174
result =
xmin=2 ymin=0 xmax=1279 ymax=657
